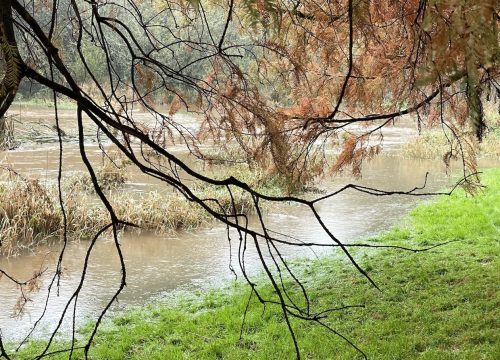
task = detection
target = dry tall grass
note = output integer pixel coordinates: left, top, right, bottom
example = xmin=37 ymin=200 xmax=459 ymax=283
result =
xmin=0 ymin=166 xmax=277 ymax=256
xmin=402 ymin=101 xmax=499 ymax=160
xmin=401 ymin=127 xmax=499 ymax=160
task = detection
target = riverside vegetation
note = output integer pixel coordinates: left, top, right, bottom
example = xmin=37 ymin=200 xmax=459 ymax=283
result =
xmin=402 ymin=103 xmax=500 ymax=160
xmin=0 ymin=157 xmax=295 ymax=256
xmin=13 ymin=168 xmax=499 ymax=359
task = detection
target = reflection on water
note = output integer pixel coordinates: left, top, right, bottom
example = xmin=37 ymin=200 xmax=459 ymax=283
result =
xmin=0 ymin=108 xmax=498 ymax=341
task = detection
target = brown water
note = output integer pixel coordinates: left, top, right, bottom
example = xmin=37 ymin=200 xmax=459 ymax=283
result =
xmin=0 ymin=107 xmax=498 ymax=341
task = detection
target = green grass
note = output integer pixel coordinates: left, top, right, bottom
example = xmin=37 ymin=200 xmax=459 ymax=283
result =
xmin=12 ymin=169 xmax=500 ymax=359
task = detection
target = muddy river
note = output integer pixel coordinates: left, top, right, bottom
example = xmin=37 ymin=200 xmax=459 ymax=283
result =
xmin=0 ymin=106 xmax=498 ymax=341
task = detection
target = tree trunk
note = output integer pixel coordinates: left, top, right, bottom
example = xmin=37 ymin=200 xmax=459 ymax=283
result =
xmin=0 ymin=0 xmax=23 ymax=120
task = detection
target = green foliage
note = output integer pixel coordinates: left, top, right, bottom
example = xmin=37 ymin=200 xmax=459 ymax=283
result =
xmin=71 ymin=41 xmax=108 ymax=83
xmin=241 ymin=0 xmax=280 ymax=30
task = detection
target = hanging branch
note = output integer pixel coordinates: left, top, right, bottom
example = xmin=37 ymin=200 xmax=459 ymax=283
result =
xmin=0 ymin=1 xmax=497 ymax=359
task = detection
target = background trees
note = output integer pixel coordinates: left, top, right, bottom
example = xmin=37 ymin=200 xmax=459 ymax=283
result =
xmin=0 ymin=0 xmax=498 ymax=359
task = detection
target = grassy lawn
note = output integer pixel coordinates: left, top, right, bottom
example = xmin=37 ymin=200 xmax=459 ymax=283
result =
xmin=14 ymin=169 xmax=499 ymax=359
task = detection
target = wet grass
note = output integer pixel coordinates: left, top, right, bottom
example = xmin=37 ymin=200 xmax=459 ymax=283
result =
xmin=13 ymin=168 xmax=499 ymax=359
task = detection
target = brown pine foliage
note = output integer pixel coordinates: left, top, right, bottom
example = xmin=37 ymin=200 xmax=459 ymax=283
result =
xmin=188 ymin=0 xmax=499 ymax=186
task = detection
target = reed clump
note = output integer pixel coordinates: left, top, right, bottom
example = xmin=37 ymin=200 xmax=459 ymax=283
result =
xmin=0 ymin=179 xmax=108 ymax=256
xmin=64 ymin=155 xmax=130 ymax=193
xmin=112 ymin=193 xmax=208 ymax=232
xmin=402 ymin=102 xmax=500 ymax=160
xmin=0 ymin=179 xmax=60 ymax=255
xmin=0 ymin=116 xmax=16 ymax=150
xmin=401 ymin=127 xmax=500 ymax=160
xmin=401 ymin=130 xmax=450 ymax=159
xmin=479 ymin=127 xmax=500 ymax=158
xmin=112 ymin=171 xmax=280 ymax=233
xmin=0 ymin=166 xmax=279 ymax=256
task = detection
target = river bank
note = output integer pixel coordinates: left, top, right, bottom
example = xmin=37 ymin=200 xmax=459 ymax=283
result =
xmin=13 ymin=168 xmax=499 ymax=359
xmin=0 ymin=162 xmax=288 ymax=257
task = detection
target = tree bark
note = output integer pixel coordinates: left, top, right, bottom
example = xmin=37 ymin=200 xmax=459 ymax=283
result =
xmin=0 ymin=0 xmax=23 ymax=120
